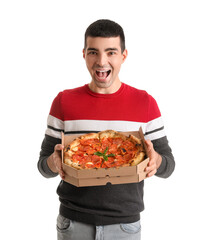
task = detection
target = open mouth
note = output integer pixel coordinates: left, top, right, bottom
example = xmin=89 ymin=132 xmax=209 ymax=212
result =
xmin=95 ymin=70 xmax=111 ymax=81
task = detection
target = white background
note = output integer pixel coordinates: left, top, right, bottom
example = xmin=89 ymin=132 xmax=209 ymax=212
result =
xmin=1 ymin=0 xmax=213 ymax=239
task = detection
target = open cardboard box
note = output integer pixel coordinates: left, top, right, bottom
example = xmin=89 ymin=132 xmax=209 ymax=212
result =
xmin=61 ymin=127 xmax=149 ymax=187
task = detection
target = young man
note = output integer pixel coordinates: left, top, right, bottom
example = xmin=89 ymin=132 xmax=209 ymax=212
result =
xmin=38 ymin=19 xmax=175 ymax=240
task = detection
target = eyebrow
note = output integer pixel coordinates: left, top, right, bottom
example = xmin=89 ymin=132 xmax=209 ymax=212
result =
xmin=87 ymin=47 xmax=119 ymax=52
xmin=105 ymin=48 xmax=119 ymax=52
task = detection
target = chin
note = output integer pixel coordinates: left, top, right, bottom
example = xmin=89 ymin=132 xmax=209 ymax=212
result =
xmin=93 ymin=77 xmax=114 ymax=89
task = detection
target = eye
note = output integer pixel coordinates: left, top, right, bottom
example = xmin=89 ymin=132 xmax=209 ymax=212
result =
xmin=88 ymin=51 xmax=97 ymax=55
xmin=108 ymin=52 xmax=116 ymax=56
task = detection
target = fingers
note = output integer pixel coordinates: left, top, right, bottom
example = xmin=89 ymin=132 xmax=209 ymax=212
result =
xmin=145 ymin=139 xmax=152 ymax=146
xmin=146 ymin=169 xmax=157 ymax=178
xmin=145 ymin=139 xmax=154 ymax=157
xmin=59 ymin=170 xmax=65 ymax=180
xmin=144 ymin=140 xmax=157 ymax=178
xmin=53 ymin=144 xmax=65 ymax=180
xmin=54 ymin=144 xmax=64 ymax=151
xmin=54 ymin=158 xmax=65 ymax=180
xmin=145 ymin=159 xmax=157 ymax=177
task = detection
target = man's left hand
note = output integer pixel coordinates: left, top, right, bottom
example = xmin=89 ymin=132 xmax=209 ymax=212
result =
xmin=144 ymin=140 xmax=162 ymax=178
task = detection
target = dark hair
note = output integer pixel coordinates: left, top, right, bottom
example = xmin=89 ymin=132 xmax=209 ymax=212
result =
xmin=84 ymin=19 xmax=126 ymax=53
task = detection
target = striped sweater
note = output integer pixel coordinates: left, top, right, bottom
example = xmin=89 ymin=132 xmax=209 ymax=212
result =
xmin=38 ymin=83 xmax=175 ymax=225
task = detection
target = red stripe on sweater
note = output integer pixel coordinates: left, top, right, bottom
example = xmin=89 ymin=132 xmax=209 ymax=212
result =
xmin=49 ymin=83 xmax=161 ymax=123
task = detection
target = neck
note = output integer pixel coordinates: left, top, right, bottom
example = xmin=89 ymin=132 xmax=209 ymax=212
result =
xmin=89 ymin=80 xmax=122 ymax=94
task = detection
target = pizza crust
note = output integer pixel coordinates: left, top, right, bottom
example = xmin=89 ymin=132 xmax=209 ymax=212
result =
xmin=64 ymin=158 xmax=82 ymax=169
xmin=130 ymin=151 xmax=146 ymax=166
xmin=67 ymin=139 xmax=81 ymax=151
xmin=129 ymin=134 xmax=142 ymax=144
xmin=80 ymin=132 xmax=99 ymax=140
xmin=99 ymin=130 xmax=117 ymax=139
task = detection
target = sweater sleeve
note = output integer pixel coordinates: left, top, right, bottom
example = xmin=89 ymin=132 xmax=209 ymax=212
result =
xmin=152 ymin=136 xmax=175 ymax=178
xmin=37 ymin=92 xmax=64 ymax=178
xmin=37 ymin=135 xmax=61 ymax=178
xmin=145 ymin=95 xmax=175 ymax=178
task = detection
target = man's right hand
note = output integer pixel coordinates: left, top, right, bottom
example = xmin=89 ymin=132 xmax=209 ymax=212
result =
xmin=47 ymin=144 xmax=65 ymax=180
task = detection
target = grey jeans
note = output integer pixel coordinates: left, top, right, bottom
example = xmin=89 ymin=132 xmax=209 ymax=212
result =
xmin=57 ymin=214 xmax=141 ymax=240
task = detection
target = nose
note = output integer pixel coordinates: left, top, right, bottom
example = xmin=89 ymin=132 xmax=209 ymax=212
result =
xmin=96 ymin=53 xmax=108 ymax=67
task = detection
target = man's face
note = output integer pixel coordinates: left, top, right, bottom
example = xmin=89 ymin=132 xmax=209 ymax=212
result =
xmin=83 ymin=36 xmax=127 ymax=93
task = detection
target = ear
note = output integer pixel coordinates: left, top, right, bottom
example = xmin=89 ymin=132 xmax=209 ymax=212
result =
xmin=83 ymin=49 xmax=85 ymax=59
xmin=122 ymin=49 xmax=128 ymax=63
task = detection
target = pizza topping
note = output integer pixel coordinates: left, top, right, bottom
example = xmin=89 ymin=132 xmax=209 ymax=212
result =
xmin=94 ymin=147 xmax=116 ymax=162
xmin=121 ymin=148 xmax=127 ymax=155
xmin=64 ymin=130 xmax=145 ymax=170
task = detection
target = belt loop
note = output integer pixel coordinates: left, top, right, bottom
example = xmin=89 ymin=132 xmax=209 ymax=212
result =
xmin=95 ymin=225 xmax=104 ymax=240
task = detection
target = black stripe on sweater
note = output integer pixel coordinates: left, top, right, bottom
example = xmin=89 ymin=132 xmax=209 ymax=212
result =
xmin=144 ymin=126 xmax=164 ymax=136
xmin=47 ymin=125 xmax=64 ymax=132
xmin=64 ymin=130 xmax=99 ymax=135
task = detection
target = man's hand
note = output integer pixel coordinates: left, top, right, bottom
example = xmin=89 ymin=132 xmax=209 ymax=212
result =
xmin=145 ymin=140 xmax=162 ymax=178
xmin=47 ymin=144 xmax=65 ymax=180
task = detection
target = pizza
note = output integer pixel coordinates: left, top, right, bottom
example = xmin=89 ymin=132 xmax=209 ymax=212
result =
xmin=63 ymin=130 xmax=146 ymax=170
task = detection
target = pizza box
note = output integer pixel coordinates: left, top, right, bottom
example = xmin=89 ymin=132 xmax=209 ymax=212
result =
xmin=61 ymin=127 xmax=149 ymax=187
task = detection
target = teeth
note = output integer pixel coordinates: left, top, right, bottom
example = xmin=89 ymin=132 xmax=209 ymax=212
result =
xmin=97 ymin=70 xmax=109 ymax=73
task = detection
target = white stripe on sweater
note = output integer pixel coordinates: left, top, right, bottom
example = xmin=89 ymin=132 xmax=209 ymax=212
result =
xmin=45 ymin=115 xmax=165 ymax=140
